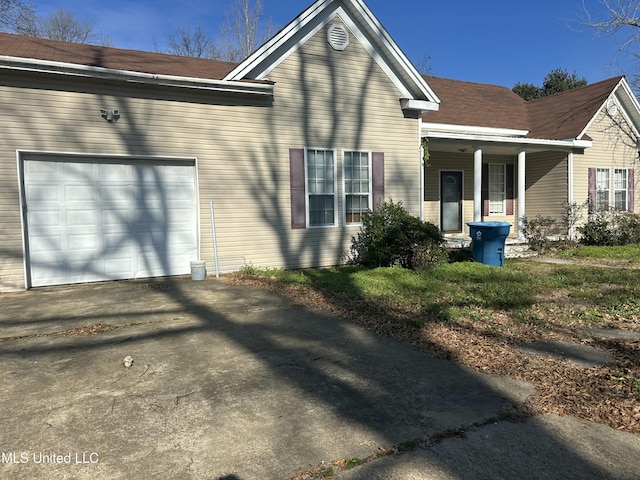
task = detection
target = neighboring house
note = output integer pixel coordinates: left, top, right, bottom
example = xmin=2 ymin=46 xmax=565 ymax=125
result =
xmin=0 ymin=0 xmax=439 ymax=291
xmin=422 ymin=76 xmax=640 ymax=239
xmin=1 ymin=0 xmax=639 ymax=293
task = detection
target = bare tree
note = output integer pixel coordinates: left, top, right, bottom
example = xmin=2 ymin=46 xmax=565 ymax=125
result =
xmin=166 ymin=25 xmax=219 ymax=58
xmin=0 ymin=0 xmax=34 ymax=32
xmin=414 ymin=54 xmax=432 ymax=75
xmin=14 ymin=6 xmax=96 ymax=43
xmin=219 ymin=0 xmax=276 ymax=62
xmin=580 ymin=0 xmax=640 ymax=88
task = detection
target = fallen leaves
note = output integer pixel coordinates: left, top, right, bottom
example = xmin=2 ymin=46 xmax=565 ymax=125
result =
xmin=229 ymin=274 xmax=640 ymax=434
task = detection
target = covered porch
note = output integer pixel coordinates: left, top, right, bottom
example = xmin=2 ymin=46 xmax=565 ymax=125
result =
xmin=421 ymin=131 xmax=591 ymax=241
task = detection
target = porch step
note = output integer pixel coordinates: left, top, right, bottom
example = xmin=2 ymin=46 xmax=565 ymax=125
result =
xmin=444 ymin=237 xmax=535 ymax=259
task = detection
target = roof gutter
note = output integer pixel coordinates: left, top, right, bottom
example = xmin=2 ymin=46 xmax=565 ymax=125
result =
xmin=424 ymin=130 xmax=592 ymax=149
xmin=0 ymin=55 xmax=274 ymax=96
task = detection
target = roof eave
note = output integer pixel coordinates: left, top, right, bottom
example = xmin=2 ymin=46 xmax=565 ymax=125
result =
xmin=0 ymin=55 xmax=274 ymax=96
xmin=425 ymin=130 xmax=592 ymax=149
xmin=423 ymin=122 xmax=529 ymax=138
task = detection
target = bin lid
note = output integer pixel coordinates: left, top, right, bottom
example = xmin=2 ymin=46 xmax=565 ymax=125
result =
xmin=466 ymin=221 xmax=512 ymax=228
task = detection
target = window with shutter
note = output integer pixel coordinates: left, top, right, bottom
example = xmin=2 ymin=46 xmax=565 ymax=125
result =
xmin=289 ymin=149 xmax=384 ymax=228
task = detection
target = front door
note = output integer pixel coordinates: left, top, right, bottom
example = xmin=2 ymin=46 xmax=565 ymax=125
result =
xmin=440 ymin=171 xmax=463 ymax=232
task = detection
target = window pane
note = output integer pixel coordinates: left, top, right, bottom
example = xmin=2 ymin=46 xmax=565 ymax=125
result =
xmin=306 ymin=149 xmax=336 ymax=226
xmin=488 ymin=164 xmax=505 ymax=215
xmin=344 ymin=151 xmax=370 ymax=224
xmin=307 ymin=149 xmax=334 ymax=194
xmin=614 ymin=168 xmax=628 ymax=211
xmin=615 ymin=191 xmax=627 ymax=211
xmin=309 ymin=195 xmax=335 ymax=226
xmin=346 ymin=195 xmax=368 ymax=224
xmin=596 ymin=168 xmax=610 ymax=211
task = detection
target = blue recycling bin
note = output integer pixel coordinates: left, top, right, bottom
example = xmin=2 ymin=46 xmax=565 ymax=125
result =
xmin=466 ymin=222 xmax=511 ymax=266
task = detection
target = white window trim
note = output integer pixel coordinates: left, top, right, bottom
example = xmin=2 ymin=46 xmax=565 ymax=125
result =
xmin=305 ymin=148 xmax=338 ymax=228
xmin=488 ymin=163 xmax=506 ymax=216
xmin=342 ymin=150 xmax=372 ymax=226
xmin=596 ymin=167 xmax=629 ymax=212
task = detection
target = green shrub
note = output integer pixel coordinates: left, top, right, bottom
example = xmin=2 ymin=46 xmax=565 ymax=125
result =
xmin=411 ymin=242 xmax=448 ymax=270
xmin=579 ymin=211 xmax=640 ymax=246
xmin=614 ymin=212 xmax=640 ymax=245
xmin=349 ymin=200 xmax=445 ymax=269
xmin=579 ymin=215 xmax=614 ymax=246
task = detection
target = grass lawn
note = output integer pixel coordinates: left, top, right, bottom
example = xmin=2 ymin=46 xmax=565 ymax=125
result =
xmin=230 ymin=251 xmax=640 ymax=433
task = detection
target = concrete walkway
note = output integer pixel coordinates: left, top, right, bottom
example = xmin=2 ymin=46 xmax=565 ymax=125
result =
xmin=0 ymin=278 xmax=638 ymax=480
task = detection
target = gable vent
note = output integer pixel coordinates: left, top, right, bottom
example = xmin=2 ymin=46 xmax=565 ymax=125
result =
xmin=606 ymin=98 xmax=618 ymax=117
xmin=328 ymin=24 xmax=349 ymax=51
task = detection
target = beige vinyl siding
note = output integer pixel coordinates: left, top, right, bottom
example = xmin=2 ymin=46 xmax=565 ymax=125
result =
xmin=524 ymin=151 xmax=568 ymax=219
xmin=0 ymin=21 xmax=420 ymax=290
xmin=573 ymin=110 xmax=639 ymax=219
xmin=423 ymin=153 xmax=474 ymax=229
xmin=425 ymin=152 xmax=518 ymax=235
xmin=235 ymin=20 xmax=421 ymax=271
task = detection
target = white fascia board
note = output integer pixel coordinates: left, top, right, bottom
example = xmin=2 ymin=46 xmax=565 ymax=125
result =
xmin=423 ymin=122 xmax=529 ymax=137
xmin=578 ymin=77 xmax=640 ymax=140
xmin=224 ymin=0 xmax=332 ymax=81
xmin=615 ymin=80 xmax=640 ymax=138
xmin=401 ymin=98 xmax=439 ymax=112
xmin=228 ymin=6 xmax=416 ymax=99
xmin=425 ymin=130 xmax=592 ymax=149
xmin=0 ymin=55 xmax=274 ymax=96
xmin=225 ymin=0 xmax=440 ymax=105
xmin=349 ymin=0 xmax=440 ymax=103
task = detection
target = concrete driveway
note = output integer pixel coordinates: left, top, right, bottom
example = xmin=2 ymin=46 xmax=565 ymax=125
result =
xmin=0 ymin=277 xmax=638 ymax=479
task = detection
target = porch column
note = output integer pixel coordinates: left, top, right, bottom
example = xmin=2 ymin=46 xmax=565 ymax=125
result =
xmin=567 ymin=152 xmax=575 ymax=239
xmin=474 ymin=147 xmax=483 ymax=221
xmin=517 ymin=149 xmax=526 ymax=239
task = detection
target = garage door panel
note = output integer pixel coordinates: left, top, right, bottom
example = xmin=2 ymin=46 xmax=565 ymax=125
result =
xmin=26 ymin=184 xmax=60 ymax=202
xmin=99 ymin=163 xmax=130 ymax=179
xmin=29 ymin=234 xmax=64 ymax=254
xmin=67 ymin=233 xmax=100 ymax=251
xmin=24 ymin=157 xmax=198 ymax=287
xmin=29 ymin=210 xmax=62 ymax=227
xmin=67 ymin=209 xmax=98 ymax=226
xmin=102 ymin=188 xmax=135 ymax=206
xmin=136 ymin=252 xmax=195 ymax=277
xmin=103 ymin=209 xmax=132 ymax=226
xmin=104 ymin=261 xmax=134 ymax=276
xmin=65 ymin=185 xmax=97 ymax=203
xmin=25 ymin=160 xmax=58 ymax=176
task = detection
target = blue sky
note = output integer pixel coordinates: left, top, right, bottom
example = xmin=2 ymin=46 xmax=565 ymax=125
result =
xmin=30 ymin=0 xmax=634 ymax=88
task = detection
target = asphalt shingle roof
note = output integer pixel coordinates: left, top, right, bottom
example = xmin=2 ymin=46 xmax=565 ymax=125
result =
xmin=0 ymin=33 xmax=625 ymax=142
xmin=0 ymin=31 xmax=238 ymax=81
xmin=422 ymin=75 xmax=530 ymax=132
xmin=525 ymin=76 xmax=623 ymax=140
xmin=423 ymin=74 xmax=624 ymax=141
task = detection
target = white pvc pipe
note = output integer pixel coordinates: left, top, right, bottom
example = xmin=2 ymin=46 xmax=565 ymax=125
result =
xmin=210 ymin=200 xmax=220 ymax=278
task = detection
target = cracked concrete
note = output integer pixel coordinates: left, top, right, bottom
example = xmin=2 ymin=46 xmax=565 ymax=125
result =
xmin=0 ymin=278 xmax=638 ymax=480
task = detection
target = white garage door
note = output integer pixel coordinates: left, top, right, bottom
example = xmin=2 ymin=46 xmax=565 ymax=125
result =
xmin=23 ymin=156 xmax=198 ymax=287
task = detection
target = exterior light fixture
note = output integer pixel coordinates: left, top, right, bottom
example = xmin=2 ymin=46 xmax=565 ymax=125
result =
xmin=100 ymin=108 xmax=120 ymax=122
